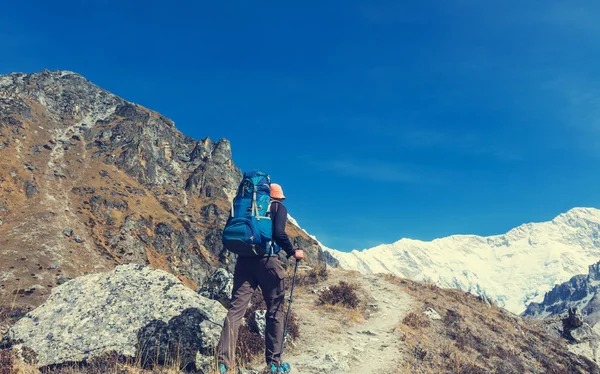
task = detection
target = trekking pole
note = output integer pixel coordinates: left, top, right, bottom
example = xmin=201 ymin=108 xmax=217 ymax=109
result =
xmin=279 ymin=259 xmax=299 ymax=372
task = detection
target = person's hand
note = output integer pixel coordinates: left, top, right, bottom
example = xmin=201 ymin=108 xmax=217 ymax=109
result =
xmin=293 ymin=249 xmax=305 ymax=261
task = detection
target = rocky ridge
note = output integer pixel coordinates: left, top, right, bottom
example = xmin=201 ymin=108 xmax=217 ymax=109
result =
xmin=0 ymin=69 xmax=325 ymax=310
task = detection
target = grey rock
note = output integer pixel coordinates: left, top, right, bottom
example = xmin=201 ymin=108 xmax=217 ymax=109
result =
xmin=359 ymin=330 xmax=378 ymax=336
xmin=253 ymin=310 xmax=267 ymax=338
xmin=24 ymin=163 xmax=37 ymax=171
xmin=49 ymin=262 xmax=60 ymax=270
xmin=56 ymin=276 xmax=71 ymax=285
xmin=155 ymin=222 xmax=174 ymax=236
xmin=25 ymin=181 xmax=38 ymax=197
xmin=311 ymin=286 xmax=329 ymax=295
xmin=198 ymin=268 xmax=233 ymax=308
xmin=524 ymin=261 xmax=600 ymax=326
xmin=200 ymin=203 xmax=224 ymax=224
xmin=321 ymin=247 xmax=340 ymax=268
xmin=324 ymin=353 xmax=350 ymax=372
xmin=478 ymin=294 xmax=493 ymax=308
xmin=43 ymin=144 xmax=53 ymax=151
xmin=0 ymin=201 xmax=8 ymax=213
xmin=71 ymin=186 xmax=95 ymax=196
xmin=72 ymin=236 xmax=84 ymax=243
xmin=204 ymin=228 xmax=224 ymax=256
xmin=564 ymin=307 xmax=585 ymax=331
xmin=53 ymin=170 xmax=66 ymax=178
xmin=569 ymin=323 xmax=597 ymax=343
xmin=424 ymin=307 xmax=442 ymax=320
xmin=3 ymin=264 xmax=227 ymax=369
xmin=62 ymin=228 xmax=73 ymax=237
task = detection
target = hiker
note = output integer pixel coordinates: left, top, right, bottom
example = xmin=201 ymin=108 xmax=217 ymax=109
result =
xmin=218 ymin=181 xmax=304 ymax=373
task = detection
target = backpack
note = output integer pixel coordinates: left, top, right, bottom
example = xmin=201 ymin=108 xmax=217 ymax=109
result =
xmin=222 ymin=170 xmax=276 ymax=257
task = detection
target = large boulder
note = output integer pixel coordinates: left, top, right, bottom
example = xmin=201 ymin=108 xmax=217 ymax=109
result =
xmin=2 ymin=264 xmax=227 ymax=370
xmin=198 ymin=268 xmax=234 ymax=308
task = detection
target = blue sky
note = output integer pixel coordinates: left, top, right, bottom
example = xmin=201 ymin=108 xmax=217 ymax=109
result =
xmin=2 ymin=1 xmax=600 ymax=251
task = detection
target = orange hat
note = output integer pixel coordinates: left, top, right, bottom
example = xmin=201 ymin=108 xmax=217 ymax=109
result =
xmin=270 ymin=183 xmax=285 ymax=199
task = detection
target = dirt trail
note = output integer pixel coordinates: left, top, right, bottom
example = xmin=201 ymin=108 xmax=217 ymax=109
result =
xmin=255 ymin=269 xmax=415 ymax=374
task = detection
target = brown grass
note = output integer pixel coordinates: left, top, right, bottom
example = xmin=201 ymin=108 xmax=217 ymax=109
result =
xmin=0 ymin=348 xmax=14 ymax=374
xmin=3 ymin=349 xmax=190 ymax=374
xmin=384 ymin=274 xmax=599 ymax=374
xmin=296 ymin=266 xmax=328 ymax=287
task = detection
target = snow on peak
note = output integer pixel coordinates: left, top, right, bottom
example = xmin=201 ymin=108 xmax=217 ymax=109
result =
xmin=323 ymin=207 xmax=600 ymax=314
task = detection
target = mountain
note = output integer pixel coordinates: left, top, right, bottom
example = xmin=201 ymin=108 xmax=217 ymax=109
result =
xmin=0 ymin=69 xmax=324 ymax=310
xmin=324 ymin=207 xmax=600 ymax=314
xmin=523 ymin=260 xmax=600 ymax=325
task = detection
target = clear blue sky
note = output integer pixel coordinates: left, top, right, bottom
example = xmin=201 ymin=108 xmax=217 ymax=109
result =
xmin=2 ymin=1 xmax=600 ymax=251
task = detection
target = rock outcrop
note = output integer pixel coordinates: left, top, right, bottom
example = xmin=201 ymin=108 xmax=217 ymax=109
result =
xmin=2 ymin=264 xmax=226 ymax=370
xmin=524 ymin=261 xmax=600 ymax=326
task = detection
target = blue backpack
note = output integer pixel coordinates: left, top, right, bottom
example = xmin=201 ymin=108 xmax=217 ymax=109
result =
xmin=222 ymin=170 xmax=278 ymax=257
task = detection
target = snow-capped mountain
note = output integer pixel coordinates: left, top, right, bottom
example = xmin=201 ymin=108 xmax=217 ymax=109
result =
xmin=323 ymin=208 xmax=600 ymax=314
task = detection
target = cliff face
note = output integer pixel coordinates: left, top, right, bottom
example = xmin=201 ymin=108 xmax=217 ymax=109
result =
xmin=524 ymin=261 xmax=600 ymax=327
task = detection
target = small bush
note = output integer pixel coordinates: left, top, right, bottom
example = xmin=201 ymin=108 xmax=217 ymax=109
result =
xmin=236 ymin=323 xmax=264 ymax=367
xmin=317 ymin=281 xmax=360 ymax=309
xmin=0 ymin=349 xmax=14 ymax=374
xmin=0 ymin=305 xmax=28 ymax=335
xmin=411 ymin=344 xmax=428 ymax=360
xmin=402 ymin=311 xmax=431 ymax=329
xmin=286 ymin=313 xmax=300 ymax=341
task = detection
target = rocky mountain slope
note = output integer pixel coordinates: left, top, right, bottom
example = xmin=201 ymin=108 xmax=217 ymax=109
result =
xmin=3 ymin=265 xmax=597 ymax=373
xmin=324 ymin=207 xmax=600 ymax=314
xmin=0 ymin=69 xmax=324 ymax=310
xmin=524 ymin=261 xmax=600 ymax=325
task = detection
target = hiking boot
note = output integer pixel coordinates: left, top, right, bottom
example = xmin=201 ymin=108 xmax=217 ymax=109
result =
xmin=278 ymin=362 xmax=291 ymax=373
xmin=262 ymin=363 xmax=291 ymax=373
xmin=261 ymin=364 xmax=278 ymax=373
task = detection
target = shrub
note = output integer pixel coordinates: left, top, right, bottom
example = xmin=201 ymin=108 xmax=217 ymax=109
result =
xmin=317 ymin=281 xmax=360 ymax=309
xmin=402 ymin=311 xmax=431 ymax=329
xmin=0 ymin=349 xmax=14 ymax=374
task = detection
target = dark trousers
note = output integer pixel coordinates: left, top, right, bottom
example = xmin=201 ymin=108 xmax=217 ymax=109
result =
xmin=217 ymin=256 xmax=286 ymax=368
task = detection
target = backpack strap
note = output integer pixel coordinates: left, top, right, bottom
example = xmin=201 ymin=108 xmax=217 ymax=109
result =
xmin=252 ymin=185 xmax=258 ymax=218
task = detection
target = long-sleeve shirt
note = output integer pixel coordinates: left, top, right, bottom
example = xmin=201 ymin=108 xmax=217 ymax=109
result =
xmin=270 ymin=200 xmax=295 ymax=255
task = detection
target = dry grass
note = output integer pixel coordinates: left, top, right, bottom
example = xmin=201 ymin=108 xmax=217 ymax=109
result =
xmin=295 ymin=266 xmax=328 ymax=287
xmin=321 ymin=304 xmax=366 ymax=325
xmin=2 ymin=349 xmax=192 ymax=374
xmin=384 ymin=274 xmax=599 ymax=374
